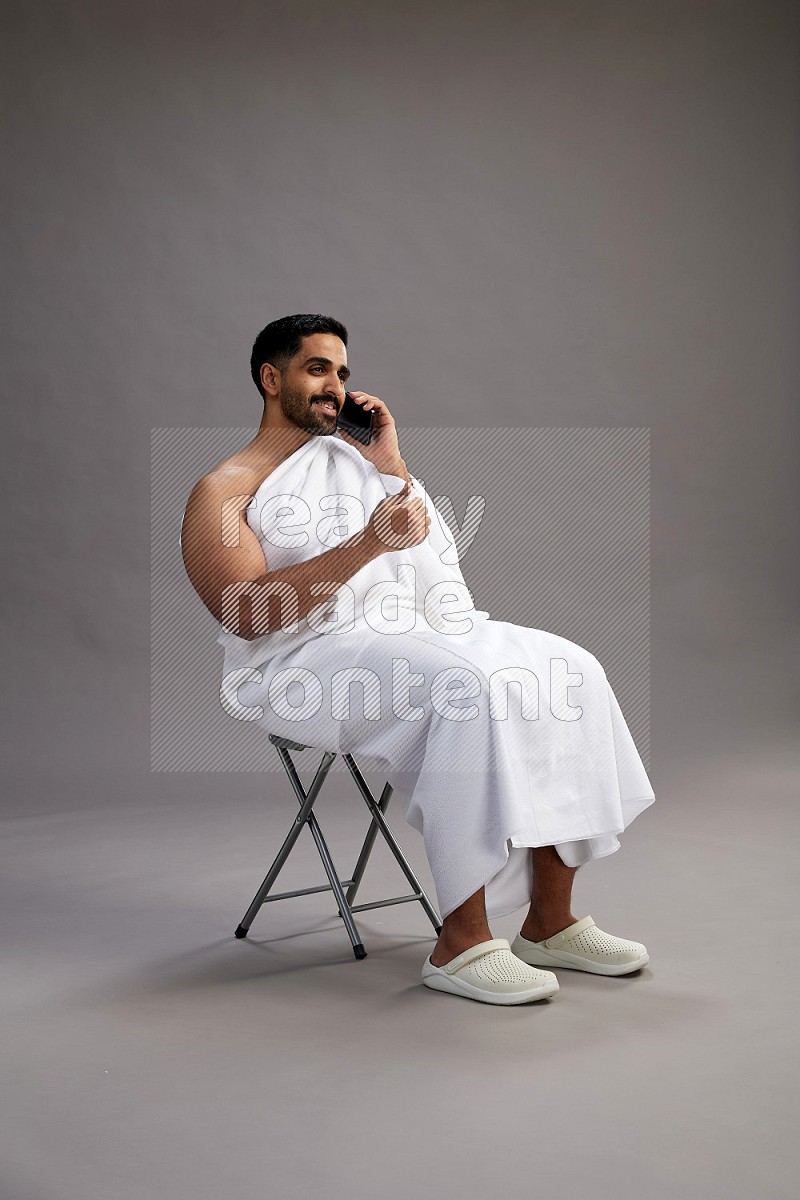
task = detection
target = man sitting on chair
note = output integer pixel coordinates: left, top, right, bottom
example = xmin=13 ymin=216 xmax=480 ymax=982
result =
xmin=180 ymin=313 xmax=656 ymax=1007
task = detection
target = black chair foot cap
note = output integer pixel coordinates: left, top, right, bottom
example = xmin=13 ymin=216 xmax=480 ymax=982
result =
xmin=434 ymin=926 xmax=443 ymax=935
xmin=353 ymin=944 xmax=367 ymax=960
xmin=234 ymin=925 xmax=248 ymax=939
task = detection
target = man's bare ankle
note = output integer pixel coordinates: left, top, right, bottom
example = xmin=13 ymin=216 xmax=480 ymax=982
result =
xmin=430 ymin=927 xmax=493 ymax=967
xmin=519 ymin=914 xmax=578 ymax=942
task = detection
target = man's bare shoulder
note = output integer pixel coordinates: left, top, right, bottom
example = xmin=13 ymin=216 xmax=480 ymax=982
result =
xmin=181 ymin=455 xmax=267 ymax=573
xmin=182 ymin=458 xmax=261 ymax=539
xmin=193 ymin=443 xmax=295 ymax=500
xmin=197 ymin=457 xmax=261 ymax=497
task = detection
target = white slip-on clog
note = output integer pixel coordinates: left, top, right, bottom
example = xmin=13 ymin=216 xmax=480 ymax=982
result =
xmin=421 ymin=938 xmax=559 ymax=1005
xmin=510 ymin=916 xmax=649 ymax=976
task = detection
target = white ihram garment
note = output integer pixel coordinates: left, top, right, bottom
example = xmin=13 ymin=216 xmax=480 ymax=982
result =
xmin=217 ymin=435 xmax=655 ymax=921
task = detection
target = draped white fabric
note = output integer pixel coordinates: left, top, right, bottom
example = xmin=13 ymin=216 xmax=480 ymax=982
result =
xmin=217 ymin=436 xmax=655 ymax=920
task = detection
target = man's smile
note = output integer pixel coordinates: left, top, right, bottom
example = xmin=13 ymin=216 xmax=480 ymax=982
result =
xmin=313 ymin=398 xmax=338 ymax=415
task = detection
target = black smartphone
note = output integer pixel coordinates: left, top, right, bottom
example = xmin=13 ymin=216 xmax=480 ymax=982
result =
xmin=337 ymin=391 xmax=374 ymax=445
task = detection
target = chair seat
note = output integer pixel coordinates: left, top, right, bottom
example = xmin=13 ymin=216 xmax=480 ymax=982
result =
xmin=268 ymin=734 xmax=311 ymax=752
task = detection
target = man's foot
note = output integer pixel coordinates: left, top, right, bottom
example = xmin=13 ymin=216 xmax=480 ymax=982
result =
xmin=510 ymin=915 xmax=649 ymax=976
xmin=422 ymin=939 xmax=560 ymax=1005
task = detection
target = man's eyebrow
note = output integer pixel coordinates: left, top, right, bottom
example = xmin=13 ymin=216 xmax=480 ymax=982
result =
xmin=302 ymin=355 xmax=351 ymax=380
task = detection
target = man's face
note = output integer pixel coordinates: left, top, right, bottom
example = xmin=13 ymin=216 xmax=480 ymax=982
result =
xmin=276 ymin=333 xmax=350 ymax=436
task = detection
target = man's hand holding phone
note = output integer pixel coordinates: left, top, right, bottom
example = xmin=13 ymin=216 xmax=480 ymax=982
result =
xmin=337 ymin=390 xmax=405 ymax=477
xmin=337 ymin=389 xmax=424 ymax=548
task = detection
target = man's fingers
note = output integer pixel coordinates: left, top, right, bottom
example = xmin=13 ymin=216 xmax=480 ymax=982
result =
xmin=386 ymin=481 xmax=411 ymax=504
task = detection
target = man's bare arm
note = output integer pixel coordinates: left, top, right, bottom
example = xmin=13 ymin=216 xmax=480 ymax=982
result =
xmin=180 ymin=468 xmax=429 ymax=640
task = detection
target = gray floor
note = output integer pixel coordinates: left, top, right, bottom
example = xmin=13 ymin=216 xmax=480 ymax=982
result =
xmin=2 ymin=741 xmax=799 ymax=1200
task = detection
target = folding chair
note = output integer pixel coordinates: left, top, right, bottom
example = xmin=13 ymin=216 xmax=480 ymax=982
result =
xmin=234 ymin=734 xmax=443 ymax=959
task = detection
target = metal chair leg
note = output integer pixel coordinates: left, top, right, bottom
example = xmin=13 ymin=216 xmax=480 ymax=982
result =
xmin=304 ymin=811 xmax=366 ymax=959
xmin=235 ymin=742 xmax=443 ymax=955
xmin=345 ymin=782 xmax=392 ymax=906
xmin=234 ymin=749 xmax=336 ymax=938
xmin=342 ymin=754 xmax=442 ymax=935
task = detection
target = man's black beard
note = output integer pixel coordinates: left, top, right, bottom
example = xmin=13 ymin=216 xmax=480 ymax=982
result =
xmin=279 ymin=384 xmax=338 ymax=436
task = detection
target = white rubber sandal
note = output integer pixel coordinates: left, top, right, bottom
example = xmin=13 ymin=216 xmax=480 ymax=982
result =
xmin=510 ymin=916 xmax=649 ymax=976
xmin=421 ymin=938 xmax=559 ymax=1005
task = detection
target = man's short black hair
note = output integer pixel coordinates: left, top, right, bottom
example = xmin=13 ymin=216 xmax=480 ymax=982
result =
xmin=250 ymin=313 xmax=349 ymax=398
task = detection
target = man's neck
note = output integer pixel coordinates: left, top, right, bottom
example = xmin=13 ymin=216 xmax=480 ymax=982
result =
xmin=239 ymin=425 xmax=317 ymax=472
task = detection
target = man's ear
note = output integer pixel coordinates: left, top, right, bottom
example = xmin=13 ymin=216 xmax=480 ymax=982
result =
xmin=260 ymin=362 xmax=281 ymax=397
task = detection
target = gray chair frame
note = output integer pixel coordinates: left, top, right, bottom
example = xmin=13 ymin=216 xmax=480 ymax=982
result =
xmin=234 ymin=734 xmax=442 ymax=959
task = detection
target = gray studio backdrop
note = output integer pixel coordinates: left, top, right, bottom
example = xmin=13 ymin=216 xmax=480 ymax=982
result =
xmin=2 ymin=0 xmax=797 ymax=816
